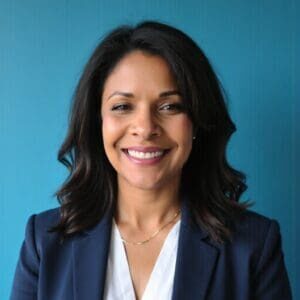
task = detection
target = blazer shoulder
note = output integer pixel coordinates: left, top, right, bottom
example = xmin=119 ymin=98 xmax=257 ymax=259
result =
xmin=229 ymin=208 xmax=282 ymax=250
xmin=34 ymin=207 xmax=61 ymax=230
xmin=26 ymin=207 xmax=61 ymax=248
xmin=231 ymin=210 xmax=292 ymax=298
xmin=236 ymin=208 xmax=275 ymax=227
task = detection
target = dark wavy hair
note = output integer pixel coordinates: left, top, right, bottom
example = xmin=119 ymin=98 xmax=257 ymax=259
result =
xmin=49 ymin=20 xmax=254 ymax=244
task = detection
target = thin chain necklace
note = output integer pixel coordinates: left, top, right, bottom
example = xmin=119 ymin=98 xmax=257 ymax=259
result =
xmin=115 ymin=209 xmax=181 ymax=246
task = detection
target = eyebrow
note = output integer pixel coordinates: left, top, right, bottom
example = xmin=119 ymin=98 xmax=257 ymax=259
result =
xmin=106 ymin=90 xmax=182 ymax=101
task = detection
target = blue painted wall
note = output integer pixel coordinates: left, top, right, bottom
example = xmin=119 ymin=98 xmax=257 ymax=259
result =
xmin=1 ymin=0 xmax=299 ymax=298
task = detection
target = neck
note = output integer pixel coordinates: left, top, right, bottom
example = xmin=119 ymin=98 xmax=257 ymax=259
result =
xmin=115 ymin=180 xmax=181 ymax=231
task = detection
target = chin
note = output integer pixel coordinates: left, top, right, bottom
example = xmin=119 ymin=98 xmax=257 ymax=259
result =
xmin=120 ymin=175 xmax=167 ymax=191
xmin=130 ymin=180 xmax=162 ymax=191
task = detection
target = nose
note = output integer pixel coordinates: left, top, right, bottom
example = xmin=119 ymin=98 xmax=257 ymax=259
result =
xmin=130 ymin=107 xmax=162 ymax=139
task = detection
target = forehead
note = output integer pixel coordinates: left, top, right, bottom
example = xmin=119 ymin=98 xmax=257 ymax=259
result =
xmin=102 ymin=50 xmax=178 ymax=99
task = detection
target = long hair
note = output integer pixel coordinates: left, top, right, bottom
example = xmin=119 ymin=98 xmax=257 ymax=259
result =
xmin=49 ymin=20 xmax=254 ymax=244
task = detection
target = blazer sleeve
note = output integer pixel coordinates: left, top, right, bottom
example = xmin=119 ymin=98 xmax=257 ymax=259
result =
xmin=10 ymin=214 xmax=39 ymax=300
xmin=253 ymin=219 xmax=293 ymax=300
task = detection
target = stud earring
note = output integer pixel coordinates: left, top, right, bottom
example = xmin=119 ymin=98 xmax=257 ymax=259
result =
xmin=192 ymin=136 xmax=196 ymax=140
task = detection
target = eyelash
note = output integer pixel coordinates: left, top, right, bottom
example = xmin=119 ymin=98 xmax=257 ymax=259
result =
xmin=111 ymin=103 xmax=185 ymax=113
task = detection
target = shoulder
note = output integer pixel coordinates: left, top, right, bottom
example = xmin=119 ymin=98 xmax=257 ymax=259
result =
xmin=34 ymin=206 xmax=60 ymax=222
xmin=23 ymin=207 xmax=63 ymax=254
xmin=227 ymin=209 xmax=292 ymax=298
xmin=232 ymin=208 xmax=281 ymax=241
xmin=224 ymin=208 xmax=283 ymax=263
xmin=30 ymin=207 xmax=61 ymax=235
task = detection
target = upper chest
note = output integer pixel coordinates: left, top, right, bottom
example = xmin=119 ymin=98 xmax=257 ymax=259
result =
xmin=106 ymin=220 xmax=181 ymax=300
xmin=124 ymin=239 xmax=165 ymax=299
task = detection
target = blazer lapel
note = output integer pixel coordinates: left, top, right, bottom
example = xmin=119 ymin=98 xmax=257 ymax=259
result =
xmin=172 ymin=200 xmax=220 ymax=300
xmin=72 ymin=210 xmax=113 ymax=300
xmin=71 ymin=198 xmax=219 ymax=300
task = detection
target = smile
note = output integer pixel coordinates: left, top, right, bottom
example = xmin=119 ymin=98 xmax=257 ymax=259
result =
xmin=128 ymin=149 xmax=164 ymax=159
xmin=122 ymin=149 xmax=170 ymax=165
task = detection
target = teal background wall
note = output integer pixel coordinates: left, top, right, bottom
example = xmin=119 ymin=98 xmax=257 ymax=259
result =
xmin=1 ymin=0 xmax=299 ymax=298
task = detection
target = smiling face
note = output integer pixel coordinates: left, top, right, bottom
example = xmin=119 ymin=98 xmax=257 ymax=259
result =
xmin=101 ymin=50 xmax=193 ymax=192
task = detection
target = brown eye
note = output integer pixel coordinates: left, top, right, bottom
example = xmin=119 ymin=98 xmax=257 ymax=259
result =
xmin=160 ymin=103 xmax=185 ymax=112
xmin=111 ymin=104 xmax=131 ymax=111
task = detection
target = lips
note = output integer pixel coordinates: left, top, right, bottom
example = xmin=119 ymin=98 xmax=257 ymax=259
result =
xmin=122 ymin=148 xmax=170 ymax=156
xmin=121 ymin=147 xmax=171 ymax=165
xmin=124 ymin=146 xmax=169 ymax=152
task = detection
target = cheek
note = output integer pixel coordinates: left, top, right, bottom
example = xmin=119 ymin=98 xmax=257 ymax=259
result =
xmin=170 ymin=116 xmax=193 ymax=144
xmin=172 ymin=116 xmax=194 ymax=165
xmin=102 ymin=115 xmax=123 ymax=148
xmin=181 ymin=116 xmax=193 ymax=135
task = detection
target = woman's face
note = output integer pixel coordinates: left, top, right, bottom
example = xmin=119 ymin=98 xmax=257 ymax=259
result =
xmin=101 ymin=50 xmax=193 ymax=191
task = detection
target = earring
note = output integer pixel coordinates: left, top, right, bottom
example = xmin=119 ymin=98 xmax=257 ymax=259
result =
xmin=192 ymin=136 xmax=196 ymax=140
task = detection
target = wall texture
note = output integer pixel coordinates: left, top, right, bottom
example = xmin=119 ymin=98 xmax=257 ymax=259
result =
xmin=1 ymin=0 xmax=299 ymax=298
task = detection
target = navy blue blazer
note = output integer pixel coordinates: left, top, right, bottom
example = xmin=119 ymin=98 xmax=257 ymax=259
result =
xmin=10 ymin=200 xmax=292 ymax=300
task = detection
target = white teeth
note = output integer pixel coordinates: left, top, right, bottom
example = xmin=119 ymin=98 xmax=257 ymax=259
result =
xmin=127 ymin=150 xmax=164 ymax=159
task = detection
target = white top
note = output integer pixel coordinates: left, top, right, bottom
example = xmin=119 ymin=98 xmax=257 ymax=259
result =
xmin=103 ymin=218 xmax=181 ymax=300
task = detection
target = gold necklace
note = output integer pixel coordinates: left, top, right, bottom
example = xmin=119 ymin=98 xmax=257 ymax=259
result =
xmin=116 ymin=209 xmax=181 ymax=246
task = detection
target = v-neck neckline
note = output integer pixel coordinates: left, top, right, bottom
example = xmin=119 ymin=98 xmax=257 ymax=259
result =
xmin=113 ymin=219 xmax=181 ymax=300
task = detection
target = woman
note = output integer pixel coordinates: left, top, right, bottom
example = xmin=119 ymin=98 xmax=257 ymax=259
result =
xmin=10 ymin=20 xmax=292 ymax=300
